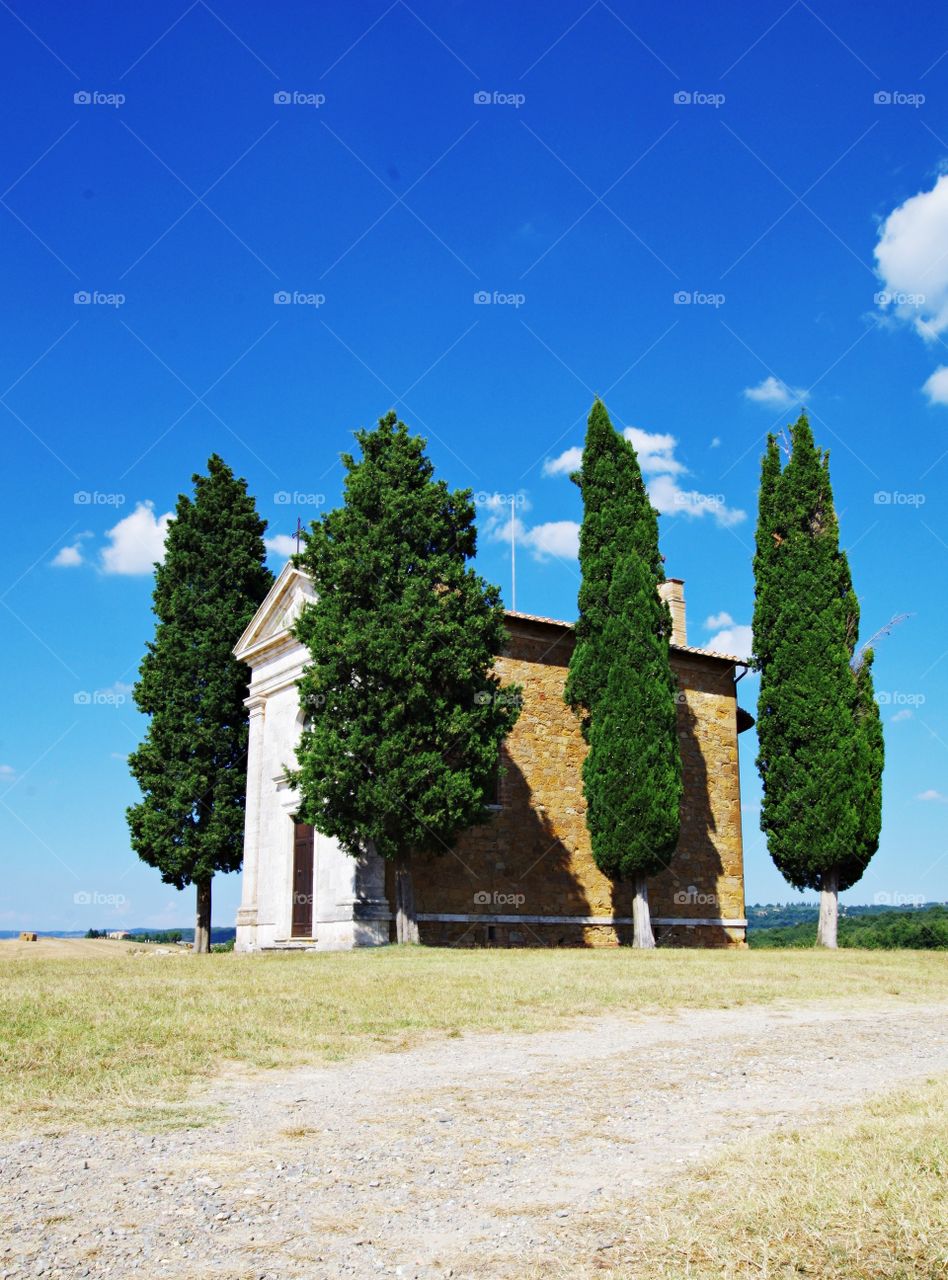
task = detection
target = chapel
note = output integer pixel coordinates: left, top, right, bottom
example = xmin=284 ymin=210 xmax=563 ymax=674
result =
xmin=233 ymin=563 xmax=752 ymax=950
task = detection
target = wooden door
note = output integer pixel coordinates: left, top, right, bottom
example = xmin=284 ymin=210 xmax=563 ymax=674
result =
xmin=291 ymin=823 xmax=314 ymax=937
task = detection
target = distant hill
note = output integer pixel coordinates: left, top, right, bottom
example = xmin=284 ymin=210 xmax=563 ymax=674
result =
xmin=747 ymin=901 xmax=943 ymax=929
xmin=748 ymin=904 xmax=948 ymax=949
xmin=0 ymin=927 xmax=237 ymax=943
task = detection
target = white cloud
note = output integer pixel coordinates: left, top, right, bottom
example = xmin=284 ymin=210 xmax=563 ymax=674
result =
xmin=0 ymin=764 xmax=15 ymax=779
xmin=891 ymin=708 xmax=913 ymax=723
xmin=875 ymin=172 xmax=948 ymax=339
xmin=622 ymin=427 xmax=686 ymax=475
xmin=710 ymin=436 xmax=721 ymax=448
xmin=51 ymin=531 xmax=92 ymax=568
xmin=743 ymin=376 xmax=808 ymax=408
xmin=52 ymin=542 xmax=85 ymax=568
xmin=544 ymin=424 xmax=745 ymax=529
xmin=522 ymin=520 xmax=580 ymax=560
xmin=706 ymin=624 xmax=754 ymax=660
xmin=480 ymin=495 xmax=579 ymax=562
xmin=265 ymin=534 xmax=297 ymax=558
xmin=923 ymin=366 xmax=948 ymax=406
xmin=917 ymin=788 xmax=948 ymax=803
xmin=101 ymin=502 xmax=172 ymax=575
xmin=648 ymin=474 xmax=746 ymax=528
xmin=542 ymin=446 xmax=582 ymax=477
xmin=705 ymin=611 xmax=734 ymax=629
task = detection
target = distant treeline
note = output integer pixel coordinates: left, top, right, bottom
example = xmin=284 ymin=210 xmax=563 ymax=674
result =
xmin=83 ymin=927 xmax=237 ymax=944
xmin=747 ymin=902 xmax=942 ymax=929
xmin=749 ymin=905 xmax=948 ymax=949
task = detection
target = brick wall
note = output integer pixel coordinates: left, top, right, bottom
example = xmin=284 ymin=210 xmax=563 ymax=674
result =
xmin=405 ymin=615 xmax=747 ymax=948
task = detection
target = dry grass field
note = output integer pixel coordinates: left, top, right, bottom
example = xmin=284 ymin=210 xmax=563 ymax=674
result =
xmin=0 ymin=939 xmax=944 ymax=1131
xmin=1 ymin=942 xmax=946 ymax=1278
xmin=530 ymin=1078 xmax=948 ymax=1280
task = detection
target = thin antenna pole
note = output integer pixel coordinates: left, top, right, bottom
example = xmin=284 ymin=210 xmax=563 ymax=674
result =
xmin=510 ymin=494 xmax=516 ymax=612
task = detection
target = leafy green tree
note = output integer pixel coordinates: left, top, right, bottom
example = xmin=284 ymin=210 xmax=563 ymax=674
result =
xmin=565 ymin=399 xmax=665 ymax=733
xmin=752 ymin=415 xmax=883 ymax=947
xmin=292 ymin=412 xmax=521 ymax=943
xmin=127 ymin=456 xmax=272 ymax=952
xmin=566 ymin=401 xmax=681 ymax=947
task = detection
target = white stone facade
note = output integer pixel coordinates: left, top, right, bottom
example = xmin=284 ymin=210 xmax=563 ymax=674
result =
xmin=233 ymin=563 xmax=391 ymax=952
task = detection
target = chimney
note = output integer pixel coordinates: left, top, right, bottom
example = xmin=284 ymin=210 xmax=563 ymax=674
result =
xmin=658 ymin=578 xmax=687 ymax=647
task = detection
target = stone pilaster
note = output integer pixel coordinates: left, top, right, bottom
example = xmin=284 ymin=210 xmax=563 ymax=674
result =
xmin=235 ymin=694 xmax=267 ymax=949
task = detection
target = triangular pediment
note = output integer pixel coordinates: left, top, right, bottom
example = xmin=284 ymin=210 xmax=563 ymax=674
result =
xmin=233 ymin=562 xmax=316 ymax=665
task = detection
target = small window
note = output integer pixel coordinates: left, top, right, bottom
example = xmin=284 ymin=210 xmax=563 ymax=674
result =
xmin=485 ymin=749 xmax=503 ymax=809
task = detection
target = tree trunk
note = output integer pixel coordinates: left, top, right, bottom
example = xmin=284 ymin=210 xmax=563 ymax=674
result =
xmin=816 ymin=866 xmax=839 ymax=949
xmin=632 ymin=874 xmax=656 ymax=949
xmin=194 ymin=879 xmax=212 ymax=954
xmin=394 ymin=856 xmax=419 ymax=944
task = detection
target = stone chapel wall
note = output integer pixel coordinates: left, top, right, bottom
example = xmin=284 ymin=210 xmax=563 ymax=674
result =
xmin=405 ymin=617 xmax=746 ymax=947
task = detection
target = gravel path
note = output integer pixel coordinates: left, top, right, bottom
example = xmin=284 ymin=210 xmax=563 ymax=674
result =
xmin=3 ymin=999 xmax=947 ymax=1279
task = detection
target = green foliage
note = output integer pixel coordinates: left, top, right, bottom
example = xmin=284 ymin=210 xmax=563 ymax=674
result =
xmin=292 ymin=411 xmax=521 ymax=863
xmin=127 ymin=456 xmax=273 ymax=891
xmin=566 ymin=399 xmax=668 ymax=734
xmin=749 ymin=905 xmax=948 ymax=949
xmin=752 ymin=416 xmax=883 ymax=893
xmin=582 ymin=553 xmax=682 ymax=879
xmin=568 ymin=401 xmax=681 ymax=880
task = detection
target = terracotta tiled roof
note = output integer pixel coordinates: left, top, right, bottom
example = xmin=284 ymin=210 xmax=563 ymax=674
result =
xmin=503 ymin=609 xmax=745 ymax=665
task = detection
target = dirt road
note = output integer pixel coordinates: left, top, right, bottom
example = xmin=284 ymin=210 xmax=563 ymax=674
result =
xmin=2 ymin=999 xmax=946 ymax=1279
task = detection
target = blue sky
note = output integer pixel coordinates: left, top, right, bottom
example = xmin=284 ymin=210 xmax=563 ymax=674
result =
xmin=3 ymin=0 xmax=947 ymax=929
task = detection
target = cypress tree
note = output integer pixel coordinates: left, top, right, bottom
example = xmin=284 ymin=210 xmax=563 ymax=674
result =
xmin=752 ymin=414 xmax=883 ymax=946
xmin=565 ymin=399 xmax=665 ymax=733
xmin=567 ymin=400 xmax=681 ymax=947
xmin=292 ymin=411 xmax=521 ymax=943
xmin=127 ymin=456 xmax=273 ymax=952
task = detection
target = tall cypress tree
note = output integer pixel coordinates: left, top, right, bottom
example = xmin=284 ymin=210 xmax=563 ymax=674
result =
xmin=127 ymin=456 xmax=272 ymax=952
xmin=292 ymin=411 xmax=521 ymax=943
xmin=565 ymin=399 xmax=665 ymax=734
xmin=567 ymin=401 xmax=681 ymax=947
xmin=752 ymin=415 xmax=883 ymax=946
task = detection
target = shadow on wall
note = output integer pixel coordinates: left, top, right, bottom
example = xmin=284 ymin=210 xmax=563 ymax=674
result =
xmin=406 ymin=750 xmax=593 ymax=947
xmin=643 ymin=691 xmax=726 ymax=946
xmin=404 ymin=694 xmax=728 ymax=948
